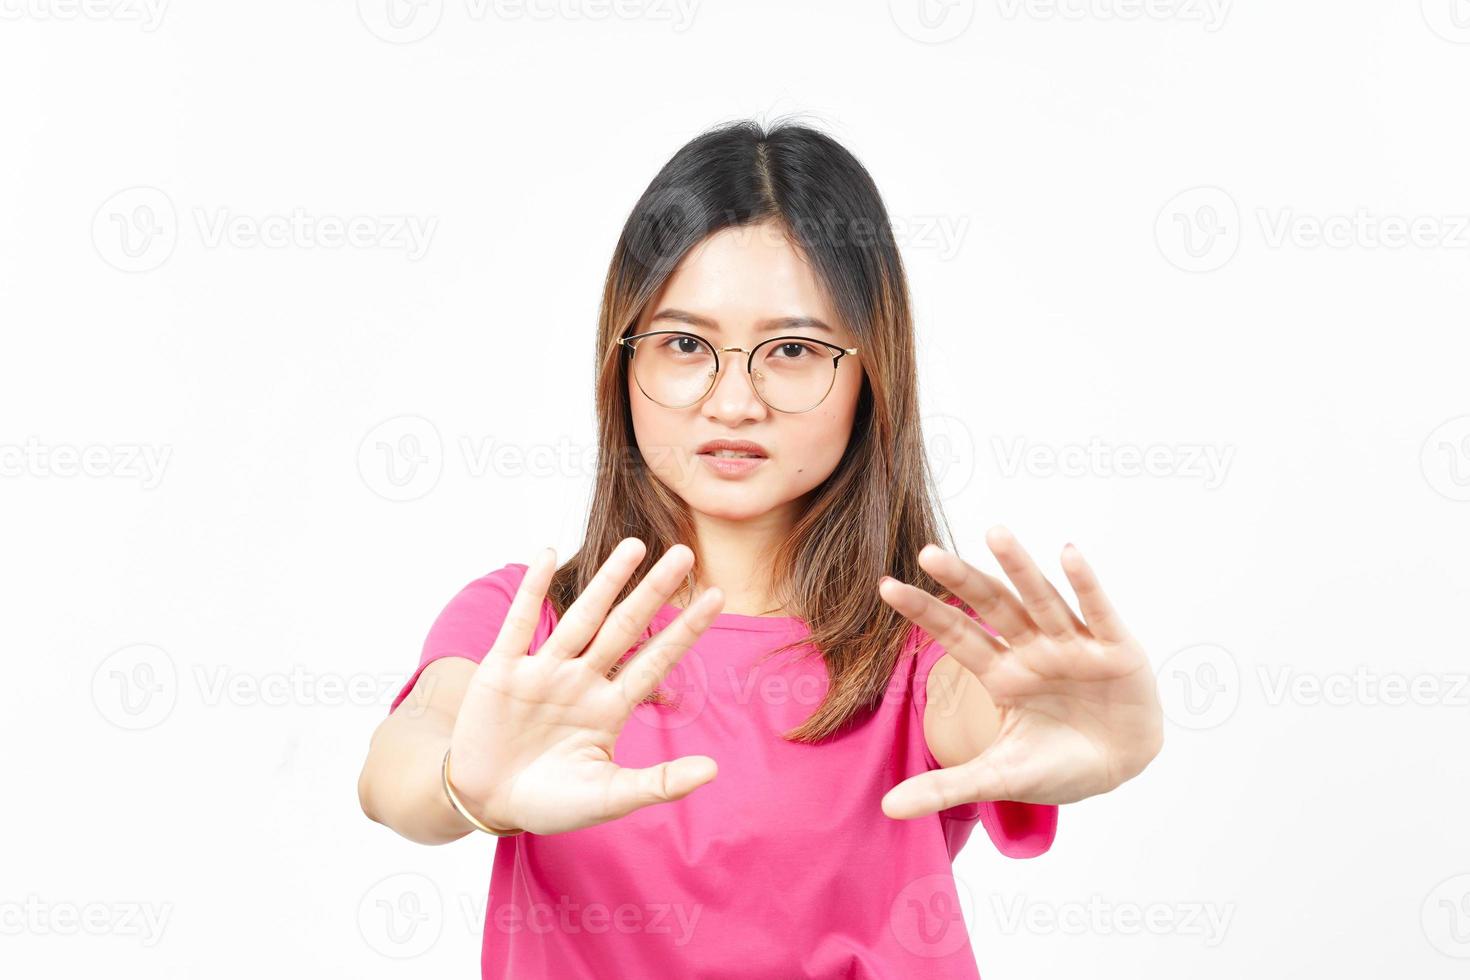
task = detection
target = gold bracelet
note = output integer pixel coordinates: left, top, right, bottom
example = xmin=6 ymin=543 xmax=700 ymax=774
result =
xmin=441 ymin=747 xmax=525 ymax=837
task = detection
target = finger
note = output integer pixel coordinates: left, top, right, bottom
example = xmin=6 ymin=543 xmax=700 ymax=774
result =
xmin=599 ymin=755 xmax=718 ymax=822
xmin=914 ymin=543 xmax=1038 ymax=646
xmin=539 ymin=537 xmax=648 ymax=659
xmin=881 ymin=754 xmax=1013 ymax=819
xmin=580 ymin=543 xmax=697 ymax=677
xmin=876 ymin=576 xmax=1007 ymax=680
xmin=483 ymin=545 xmax=559 ymax=664
xmin=609 ymin=588 xmax=724 ymax=710
xmin=980 ymin=526 xmax=1085 ymax=639
xmin=1060 ymin=542 xmax=1130 ymax=644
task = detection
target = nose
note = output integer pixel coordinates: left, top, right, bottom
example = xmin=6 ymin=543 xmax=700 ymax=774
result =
xmin=701 ymin=346 xmax=767 ymax=422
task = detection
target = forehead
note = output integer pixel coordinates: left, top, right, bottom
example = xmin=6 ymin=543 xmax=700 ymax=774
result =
xmin=640 ymin=224 xmax=850 ymax=342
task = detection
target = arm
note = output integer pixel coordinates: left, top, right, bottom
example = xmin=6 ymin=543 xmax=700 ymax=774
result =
xmin=357 ymin=657 xmax=482 ymax=846
xmin=923 ymin=652 xmax=1001 ymax=768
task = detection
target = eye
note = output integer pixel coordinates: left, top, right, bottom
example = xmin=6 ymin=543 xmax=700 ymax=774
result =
xmin=770 ymin=340 xmax=821 ymax=360
xmin=657 ymin=334 xmax=706 ymax=356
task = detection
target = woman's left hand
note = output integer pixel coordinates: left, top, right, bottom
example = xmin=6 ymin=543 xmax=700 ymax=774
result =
xmin=877 ymin=526 xmax=1164 ymax=817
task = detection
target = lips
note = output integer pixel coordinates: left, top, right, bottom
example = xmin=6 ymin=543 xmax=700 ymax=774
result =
xmin=695 ymin=439 xmax=768 ymax=459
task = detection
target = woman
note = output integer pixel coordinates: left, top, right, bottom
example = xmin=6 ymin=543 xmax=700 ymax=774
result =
xmin=357 ymin=118 xmax=1164 ymax=978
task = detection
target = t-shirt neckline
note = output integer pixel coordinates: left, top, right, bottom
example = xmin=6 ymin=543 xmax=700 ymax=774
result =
xmin=650 ymin=602 xmax=806 ymax=633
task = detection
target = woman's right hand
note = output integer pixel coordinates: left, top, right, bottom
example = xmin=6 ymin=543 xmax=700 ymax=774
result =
xmin=444 ymin=538 xmax=723 ymax=836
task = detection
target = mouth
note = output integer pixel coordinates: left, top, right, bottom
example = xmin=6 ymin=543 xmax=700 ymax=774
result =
xmin=695 ymin=440 xmax=769 ymax=460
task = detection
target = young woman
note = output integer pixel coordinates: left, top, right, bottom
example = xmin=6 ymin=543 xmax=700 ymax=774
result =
xmin=357 ymin=118 xmax=1164 ymax=979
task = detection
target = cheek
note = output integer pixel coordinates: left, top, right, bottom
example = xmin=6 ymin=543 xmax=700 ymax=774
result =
xmin=627 ymin=378 xmax=688 ymax=483
xmin=786 ymin=411 xmax=854 ymax=479
xmin=789 ymin=378 xmax=860 ymax=476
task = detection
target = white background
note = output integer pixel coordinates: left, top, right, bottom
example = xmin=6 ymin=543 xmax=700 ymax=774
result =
xmin=2 ymin=1 xmax=1468 ymax=977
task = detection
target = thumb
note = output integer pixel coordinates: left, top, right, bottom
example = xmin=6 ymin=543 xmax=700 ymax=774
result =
xmin=881 ymin=751 xmax=1011 ymax=821
xmin=601 ymin=755 xmax=718 ymax=821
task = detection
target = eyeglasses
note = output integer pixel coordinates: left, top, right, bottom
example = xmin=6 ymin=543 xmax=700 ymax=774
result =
xmin=617 ymin=330 xmax=860 ymax=414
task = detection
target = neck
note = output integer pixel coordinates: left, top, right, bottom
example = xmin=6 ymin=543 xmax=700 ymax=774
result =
xmin=680 ymin=505 xmax=796 ymax=616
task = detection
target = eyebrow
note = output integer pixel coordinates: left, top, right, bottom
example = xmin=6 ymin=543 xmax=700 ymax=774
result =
xmin=650 ymin=308 xmax=834 ymax=335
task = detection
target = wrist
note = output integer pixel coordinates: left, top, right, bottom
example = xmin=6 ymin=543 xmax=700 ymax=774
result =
xmin=441 ymin=747 xmax=525 ymax=837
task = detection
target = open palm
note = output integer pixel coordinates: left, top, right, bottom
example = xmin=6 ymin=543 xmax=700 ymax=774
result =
xmin=447 ymin=539 xmax=723 ymax=836
xmin=878 ymin=526 xmax=1164 ymax=817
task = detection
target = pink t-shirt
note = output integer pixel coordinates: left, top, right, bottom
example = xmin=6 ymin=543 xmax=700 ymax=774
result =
xmin=388 ymin=562 xmax=1059 ymax=979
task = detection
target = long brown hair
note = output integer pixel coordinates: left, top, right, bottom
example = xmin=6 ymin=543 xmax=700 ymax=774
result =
xmin=547 ymin=116 xmax=960 ymax=742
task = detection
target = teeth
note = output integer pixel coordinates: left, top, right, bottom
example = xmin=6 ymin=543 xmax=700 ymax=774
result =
xmin=709 ymin=450 xmax=758 ymax=458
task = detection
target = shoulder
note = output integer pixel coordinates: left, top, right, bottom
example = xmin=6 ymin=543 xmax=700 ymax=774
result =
xmin=422 ymin=562 xmax=553 ymax=662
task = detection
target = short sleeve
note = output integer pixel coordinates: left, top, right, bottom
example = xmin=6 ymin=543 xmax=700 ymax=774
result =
xmin=909 ymin=597 xmax=1060 ymax=859
xmin=386 ymin=562 xmax=553 ymax=715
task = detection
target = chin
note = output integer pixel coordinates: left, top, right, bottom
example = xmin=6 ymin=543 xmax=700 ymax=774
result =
xmin=684 ymin=497 xmax=777 ymax=522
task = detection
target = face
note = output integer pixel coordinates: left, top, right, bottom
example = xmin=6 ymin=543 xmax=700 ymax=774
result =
xmin=626 ymin=221 xmax=864 ymax=528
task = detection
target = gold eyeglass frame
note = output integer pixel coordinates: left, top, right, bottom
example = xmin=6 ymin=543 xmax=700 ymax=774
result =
xmin=616 ymin=330 xmax=860 ymax=415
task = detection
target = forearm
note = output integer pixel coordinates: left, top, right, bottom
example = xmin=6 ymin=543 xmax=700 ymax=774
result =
xmin=358 ymin=705 xmax=477 ymax=846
